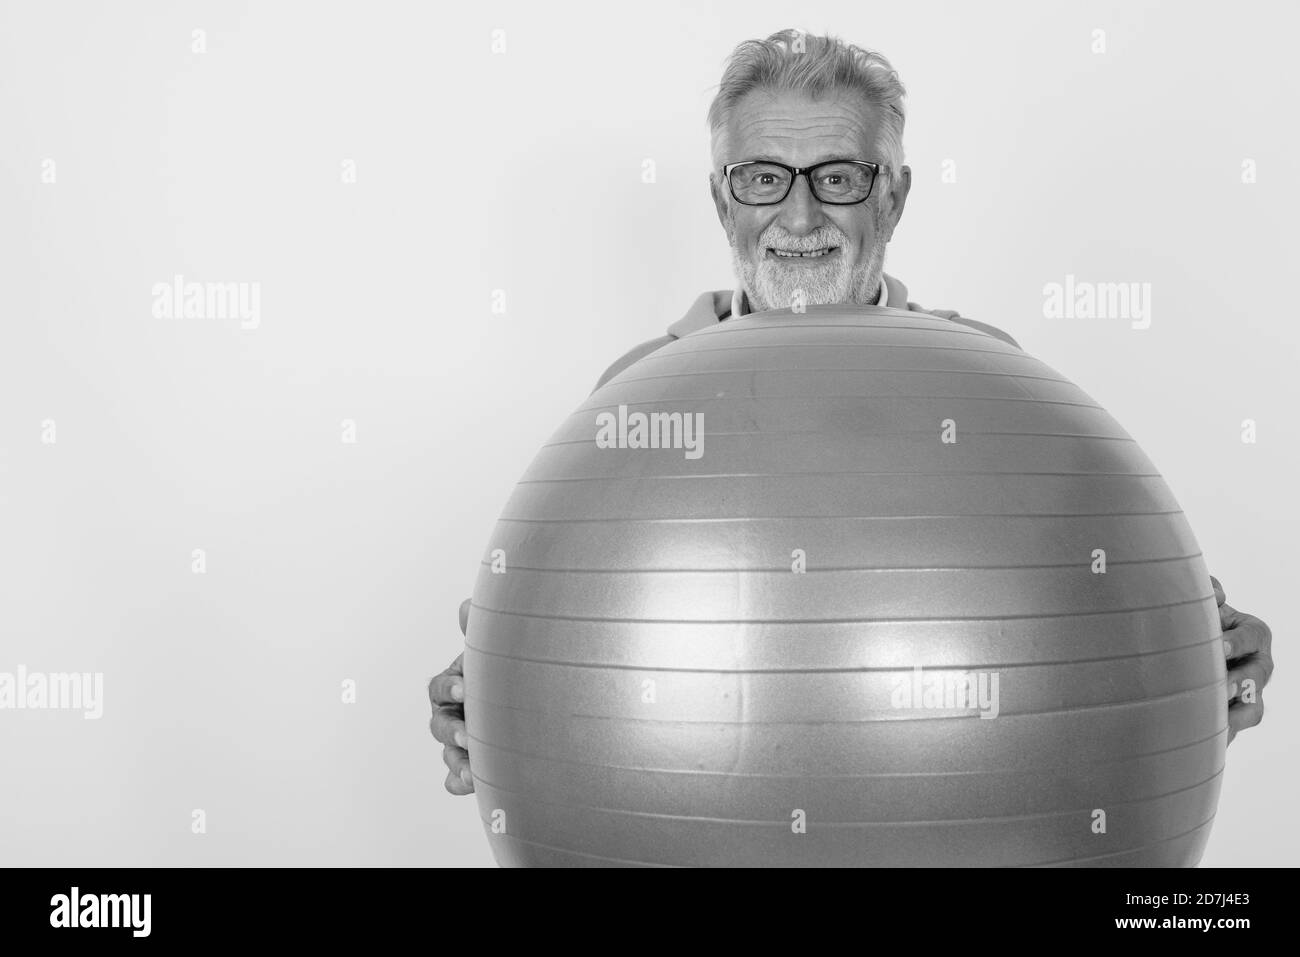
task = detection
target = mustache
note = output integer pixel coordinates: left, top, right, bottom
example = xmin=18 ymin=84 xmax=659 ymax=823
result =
xmin=759 ymin=227 xmax=847 ymax=252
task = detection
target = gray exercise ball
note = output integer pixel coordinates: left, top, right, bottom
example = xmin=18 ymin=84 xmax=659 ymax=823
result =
xmin=464 ymin=304 xmax=1225 ymax=867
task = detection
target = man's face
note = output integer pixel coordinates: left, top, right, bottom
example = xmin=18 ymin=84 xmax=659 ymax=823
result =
xmin=711 ymin=88 xmax=912 ymax=313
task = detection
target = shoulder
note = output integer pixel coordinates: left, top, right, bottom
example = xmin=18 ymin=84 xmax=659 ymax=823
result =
xmin=592 ymin=334 xmax=676 ymax=393
xmin=667 ymin=290 xmax=732 ymax=339
xmin=946 ymin=314 xmax=1021 ymax=349
xmin=905 ymin=301 xmax=1021 ymax=349
xmin=592 ymin=289 xmax=732 ymax=393
xmin=592 ymin=287 xmax=1022 ymax=394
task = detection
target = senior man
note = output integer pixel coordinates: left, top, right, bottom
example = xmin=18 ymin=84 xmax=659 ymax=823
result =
xmin=431 ymin=30 xmax=1272 ymax=797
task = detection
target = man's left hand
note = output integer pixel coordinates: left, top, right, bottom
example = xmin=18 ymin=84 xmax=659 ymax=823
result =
xmin=1213 ymin=575 xmax=1273 ymax=745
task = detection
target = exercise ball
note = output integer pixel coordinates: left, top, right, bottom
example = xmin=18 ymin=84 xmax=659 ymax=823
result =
xmin=464 ymin=304 xmax=1225 ymax=867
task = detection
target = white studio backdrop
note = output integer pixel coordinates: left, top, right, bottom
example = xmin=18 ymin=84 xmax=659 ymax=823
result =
xmin=0 ymin=0 xmax=1295 ymax=866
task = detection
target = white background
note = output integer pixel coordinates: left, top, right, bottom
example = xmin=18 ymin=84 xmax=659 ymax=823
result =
xmin=0 ymin=0 xmax=1295 ymax=866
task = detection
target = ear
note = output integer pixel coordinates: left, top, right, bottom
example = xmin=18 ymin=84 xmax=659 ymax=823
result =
xmin=880 ymin=163 xmax=912 ymax=242
xmin=709 ymin=173 xmax=734 ymax=241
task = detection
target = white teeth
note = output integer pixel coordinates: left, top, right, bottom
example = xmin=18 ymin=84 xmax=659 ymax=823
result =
xmin=772 ymin=248 xmax=833 ymax=258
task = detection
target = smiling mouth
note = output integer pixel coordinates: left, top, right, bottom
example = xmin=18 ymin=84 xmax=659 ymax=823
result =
xmin=767 ymin=246 xmax=840 ymax=260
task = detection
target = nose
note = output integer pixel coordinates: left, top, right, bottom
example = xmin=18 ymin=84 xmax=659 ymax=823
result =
xmin=778 ymin=173 xmax=824 ymax=235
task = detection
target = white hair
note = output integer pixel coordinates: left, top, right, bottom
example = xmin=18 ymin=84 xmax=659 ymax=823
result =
xmin=707 ymin=30 xmax=907 ymax=181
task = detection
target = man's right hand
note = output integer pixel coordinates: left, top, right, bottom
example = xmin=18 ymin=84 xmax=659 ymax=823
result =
xmin=429 ymin=597 xmax=473 ymax=795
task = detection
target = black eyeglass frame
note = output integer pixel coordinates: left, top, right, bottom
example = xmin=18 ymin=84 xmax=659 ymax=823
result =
xmin=722 ymin=159 xmax=885 ymax=206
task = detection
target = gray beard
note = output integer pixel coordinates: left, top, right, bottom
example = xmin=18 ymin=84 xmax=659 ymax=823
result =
xmin=730 ymin=230 xmax=889 ymax=314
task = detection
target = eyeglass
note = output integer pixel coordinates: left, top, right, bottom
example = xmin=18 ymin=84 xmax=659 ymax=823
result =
xmin=723 ymin=159 xmax=883 ymax=206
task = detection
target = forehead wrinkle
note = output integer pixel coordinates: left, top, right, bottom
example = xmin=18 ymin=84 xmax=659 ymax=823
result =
xmin=729 ymin=117 xmax=875 ymax=163
xmin=719 ymin=90 xmax=884 ymax=167
xmin=738 ymin=134 xmax=873 ymax=166
xmin=733 ymin=114 xmax=873 ymax=136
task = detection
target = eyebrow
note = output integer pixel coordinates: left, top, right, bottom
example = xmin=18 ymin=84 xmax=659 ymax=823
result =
xmin=745 ymin=154 xmax=858 ymax=165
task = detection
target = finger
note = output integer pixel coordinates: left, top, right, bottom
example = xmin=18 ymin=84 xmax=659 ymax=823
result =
xmin=1210 ymin=576 xmax=1225 ymax=606
xmin=1218 ymin=601 xmax=1239 ymax=632
xmin=1228 ymin=699 xmax=1264 ymax=736
xmin=460 ymin=597 xmax=471 ymax=635
xmin=1221 ymin=611 xmax=1272 ymax=662
xmin=1228 ymin=651 xmax=1275 ymax=695
xmin=442 ymin=744 xmax=471 ymax=774
xmin=444 ymin=747 xmax=475 ymax=792
xmin=444 ymin=768 xmax=475 ymax=796
xmin=429 ymin=705 xmax=467 ymax=749
xmin=1226 ymin=659 xmax=1271 ymax=702
xmin=427 ymin=659 xmax=466 ymax=707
